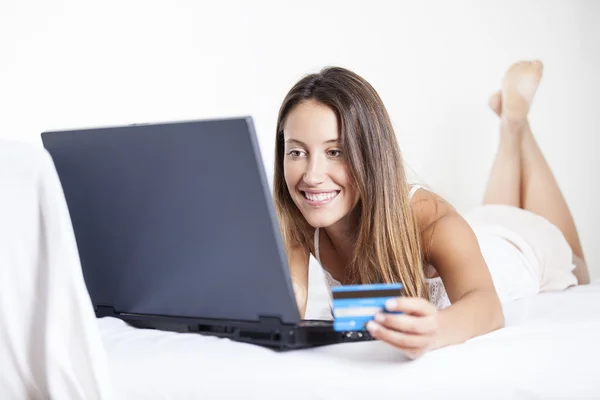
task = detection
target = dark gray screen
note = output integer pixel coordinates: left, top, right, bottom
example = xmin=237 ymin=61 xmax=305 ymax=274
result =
xmin=42 ymin=118 xmax=300 ymax=324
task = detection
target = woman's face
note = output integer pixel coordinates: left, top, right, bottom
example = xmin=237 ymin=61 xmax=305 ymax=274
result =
xmin=282 ymin=99 xmax=358 ymax=229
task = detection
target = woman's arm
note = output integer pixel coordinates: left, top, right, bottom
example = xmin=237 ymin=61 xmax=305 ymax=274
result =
xmin=287 ymin=245 xmax=310 ymax=319
xmin=366 ymin=190 xmax=504 ymax=358
xmin=425 ymin=211 xmax=505 ymax=348
xmin=417 ymin=190 xmax=505 ymax=346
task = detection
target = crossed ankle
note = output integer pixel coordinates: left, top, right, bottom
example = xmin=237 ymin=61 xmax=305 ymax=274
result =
xmin=500 ymin=117 xmax=527 ymax=134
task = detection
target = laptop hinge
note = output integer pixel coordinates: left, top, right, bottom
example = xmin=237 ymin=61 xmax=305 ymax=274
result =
xmin=96 ymin=305 xmax=117 ymax=318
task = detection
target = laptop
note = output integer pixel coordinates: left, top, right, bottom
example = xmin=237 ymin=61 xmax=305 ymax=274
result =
xmin=41 ymin=117 xmax=373 ymax=350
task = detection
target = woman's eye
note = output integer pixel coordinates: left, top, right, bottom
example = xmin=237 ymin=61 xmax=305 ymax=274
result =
xmin=287 ymin=150 xmax=305 ymax=157
xmin=328 ymin=149 xmax=342 ymax=158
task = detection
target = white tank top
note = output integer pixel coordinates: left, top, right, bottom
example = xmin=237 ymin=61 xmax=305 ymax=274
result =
xmin=314 ymin=185 xmax=452 ymax=309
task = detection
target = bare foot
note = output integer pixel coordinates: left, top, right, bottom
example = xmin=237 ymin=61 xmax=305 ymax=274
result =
xmin=501 ymin=60 xmax=544 ymax=123
xmin=488 ymin=91 xmax=502 ymax=117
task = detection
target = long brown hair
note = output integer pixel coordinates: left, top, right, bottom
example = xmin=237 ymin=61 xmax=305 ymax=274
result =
xmin=273 ymin=67 xmax=428 ymax=299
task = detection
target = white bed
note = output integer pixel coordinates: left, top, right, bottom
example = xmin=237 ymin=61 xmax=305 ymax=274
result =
xmin=99 ymin=261 xmax=600 ymax=399
xmin=3 ymin=142 xmax=599 ymax=400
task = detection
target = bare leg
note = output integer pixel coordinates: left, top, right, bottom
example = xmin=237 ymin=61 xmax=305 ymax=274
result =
xmin=481 ymin=58 xmax=538 ymax=207
xmin=483 ymin=60 xmax=589 ymax=284
xmin=520 ymin=122 xmax=589 ymax=283
xmin=482 ymin=112 xmax=522 ymax=207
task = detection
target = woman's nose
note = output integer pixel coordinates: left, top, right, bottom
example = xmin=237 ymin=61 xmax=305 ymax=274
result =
xmin=302 ymin=157 xmax=327 ymax=186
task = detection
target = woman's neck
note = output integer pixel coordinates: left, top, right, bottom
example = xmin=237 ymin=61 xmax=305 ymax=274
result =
xmin=323 ymin=209 xmax=359 ymax=260
xmin=324 ymin=227 xmax=353 ymax=259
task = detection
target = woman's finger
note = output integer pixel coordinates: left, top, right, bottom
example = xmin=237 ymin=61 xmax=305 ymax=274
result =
xmin=384 ymin=296 xmax=436 ymax=316
xmin=401 ymin=348 xmax=426 ymax=360
xmin=374 ymin=312 xmax=437 ymax=335
xmin=366 ymin=321 xmax=431 ymax=349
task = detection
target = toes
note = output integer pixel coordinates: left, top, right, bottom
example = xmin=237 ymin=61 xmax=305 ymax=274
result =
xmin=535 ymin=60 xmax=544 ymax=76
xmin=508 ymin=60 xmax=544 ymax=74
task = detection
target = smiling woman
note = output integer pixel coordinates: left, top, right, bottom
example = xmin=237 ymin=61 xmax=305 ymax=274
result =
xmin=282 ymin=101 xmax=358 ymax=229
xmin=273 ymin=68 xmax=426 ymax=302
xmin=271 ymin=63 xmax=589 ymax=359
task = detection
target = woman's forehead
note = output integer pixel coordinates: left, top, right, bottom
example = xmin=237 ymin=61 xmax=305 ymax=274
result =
xmin=283 ymin=100 xmax=339 ymax=143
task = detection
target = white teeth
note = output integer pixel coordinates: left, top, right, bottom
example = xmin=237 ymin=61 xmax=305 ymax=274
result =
xmin=304 ymin=191 xmax=338 ymax=202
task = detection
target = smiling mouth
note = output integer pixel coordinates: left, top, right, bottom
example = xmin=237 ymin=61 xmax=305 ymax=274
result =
xmin=301 ymin=191 xmax=340 ymax=203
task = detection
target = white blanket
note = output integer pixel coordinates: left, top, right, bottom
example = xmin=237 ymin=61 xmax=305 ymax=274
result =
xmin=0 ymin=141 xmax=114 ymax=400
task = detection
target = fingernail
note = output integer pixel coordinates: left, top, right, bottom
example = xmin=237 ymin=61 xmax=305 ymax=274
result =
xmin=366 ymin=321 xmax=379 ymax=332
xmin=385 ymin=299 xmax=398 ymax=310
xmin=374 ymin=313 xmax=386 ymax=323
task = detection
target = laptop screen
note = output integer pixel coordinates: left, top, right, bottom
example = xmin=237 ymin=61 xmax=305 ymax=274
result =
xmin=42 ymin=118 xmax=300 ymax=325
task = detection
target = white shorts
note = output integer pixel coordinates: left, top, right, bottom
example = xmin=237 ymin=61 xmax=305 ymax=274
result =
xmin=464 ymin=204 xmax=577 ymax=300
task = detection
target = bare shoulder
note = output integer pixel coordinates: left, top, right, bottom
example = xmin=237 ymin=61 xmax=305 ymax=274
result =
xmin=409 ymin=186 xmax=457 ymax=234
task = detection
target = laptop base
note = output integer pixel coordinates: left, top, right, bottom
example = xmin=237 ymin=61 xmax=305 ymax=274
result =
xmin=97 ymin=307 xmax=373 ymax=350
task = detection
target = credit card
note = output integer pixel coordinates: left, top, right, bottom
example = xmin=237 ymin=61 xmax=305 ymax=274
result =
xmin=331 ymin=283 xmax=403 ymax=332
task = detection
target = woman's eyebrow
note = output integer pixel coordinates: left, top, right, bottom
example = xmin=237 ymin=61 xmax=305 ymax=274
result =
xmin=284 ymin=138 xmax=339 ymax=145
xmin=284 ymin=138 xmax=305 ymax=145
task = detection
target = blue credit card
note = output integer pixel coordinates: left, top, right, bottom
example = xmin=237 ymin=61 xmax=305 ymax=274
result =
xmin=331 ymin=283 xmax=403 ymax=332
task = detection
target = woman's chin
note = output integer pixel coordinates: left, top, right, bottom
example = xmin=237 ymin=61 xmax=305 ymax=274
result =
xmin=304 ymin=213 xmax=348 ymax=230
xmin=302 ymin=215 xmax=334 ymax=229
xmin=306 ymin=220 xmax=330 ymax=229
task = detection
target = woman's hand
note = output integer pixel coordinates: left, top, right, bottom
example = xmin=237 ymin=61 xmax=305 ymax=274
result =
xmin=366 ymin=297 xmax=439 ymax=359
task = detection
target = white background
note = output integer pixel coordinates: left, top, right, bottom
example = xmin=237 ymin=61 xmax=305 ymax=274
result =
xmin=1 ymin=0 xmax=598 ymax=278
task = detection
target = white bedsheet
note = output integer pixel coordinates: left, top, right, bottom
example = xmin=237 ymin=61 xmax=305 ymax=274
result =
xmin=100 ymin=280 xmax=600 ymax=399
